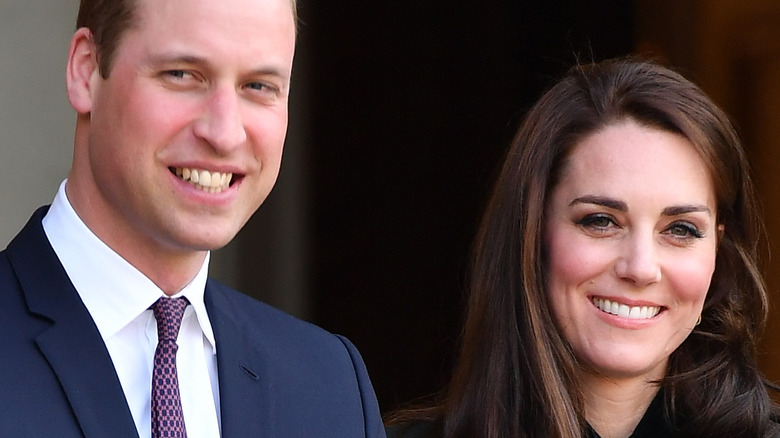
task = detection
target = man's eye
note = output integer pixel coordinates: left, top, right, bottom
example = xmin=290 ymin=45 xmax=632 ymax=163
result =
xmin=164 ymin=70 xmax=191 ymax=80
xmin=246 ymin=81 xmax=280 ymax=94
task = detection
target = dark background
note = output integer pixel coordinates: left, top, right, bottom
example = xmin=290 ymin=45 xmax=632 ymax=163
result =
xmin=292 ymin=0 xmax=635 ymax=412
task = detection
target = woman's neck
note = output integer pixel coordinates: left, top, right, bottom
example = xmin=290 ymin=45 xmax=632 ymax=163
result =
xmin=582 ymin=373 xmax=661 ymax=438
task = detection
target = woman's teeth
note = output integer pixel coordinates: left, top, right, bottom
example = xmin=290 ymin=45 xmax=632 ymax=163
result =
xmin=592 ymin=297 xmax=661 ymax=319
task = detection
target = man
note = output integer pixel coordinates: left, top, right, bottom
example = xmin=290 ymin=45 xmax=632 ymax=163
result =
xmin=0 ymin=0 xmax=385 ymax=436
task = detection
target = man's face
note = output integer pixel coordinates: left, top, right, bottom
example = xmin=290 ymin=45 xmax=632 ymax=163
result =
xmin=69 ymin=0 xmax=296 ymax=260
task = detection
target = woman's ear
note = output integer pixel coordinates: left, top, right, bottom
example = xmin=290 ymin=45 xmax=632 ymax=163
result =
xmin=66 ymin=27 xmax=100 ymax=115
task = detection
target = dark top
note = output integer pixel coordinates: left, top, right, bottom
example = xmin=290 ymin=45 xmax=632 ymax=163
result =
xmin=385 ymin=422 xmax=437 ymax=438
xmin=386 ymin=390 xmax=680 ymax=438
xmin=585 ymin=389 xmax=682 ymax=438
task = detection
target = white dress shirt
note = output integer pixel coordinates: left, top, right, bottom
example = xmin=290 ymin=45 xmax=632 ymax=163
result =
xmin=42 ymin=180 xmax=222 ymax=438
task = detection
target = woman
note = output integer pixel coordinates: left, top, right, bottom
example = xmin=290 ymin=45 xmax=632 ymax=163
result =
xmin=386 ymin=58 xmax=778 ymax=437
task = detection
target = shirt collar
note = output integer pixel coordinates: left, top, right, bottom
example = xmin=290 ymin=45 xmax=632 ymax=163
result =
xmin=41 ymin=179 xmax=217 ymax=353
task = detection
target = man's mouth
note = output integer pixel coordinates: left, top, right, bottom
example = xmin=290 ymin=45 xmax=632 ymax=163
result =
xmin=592 ymin=297 xmax=661 ymax=320
xmin=171 ymin=167 xmax=233 ymax=193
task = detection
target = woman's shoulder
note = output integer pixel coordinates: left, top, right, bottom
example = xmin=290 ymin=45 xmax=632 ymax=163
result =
xmin=385 ymin=421 xmax=439 ymax=438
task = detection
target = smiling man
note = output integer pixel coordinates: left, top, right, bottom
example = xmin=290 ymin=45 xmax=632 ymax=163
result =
xmin=0 ymin=0 xmax=384 ymax=436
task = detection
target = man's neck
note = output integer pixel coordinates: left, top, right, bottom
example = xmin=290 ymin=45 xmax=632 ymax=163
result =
xmin=64 ymin=177 xmax=208 ymax=294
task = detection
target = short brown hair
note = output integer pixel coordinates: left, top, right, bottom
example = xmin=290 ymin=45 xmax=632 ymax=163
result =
xmin=76 ymin=0 xmax=135 ymax=78
xmin=76 ymin=0 xmax=298 ymax=78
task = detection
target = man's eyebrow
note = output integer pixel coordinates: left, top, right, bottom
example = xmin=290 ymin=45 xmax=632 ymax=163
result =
xmin=569 ymin=195 xmax=627 ymax=212
xmin=148 ymin=53 xmax=205 ymax=65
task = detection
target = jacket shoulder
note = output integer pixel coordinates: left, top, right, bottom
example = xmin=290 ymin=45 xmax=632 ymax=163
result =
xmin=206 ymin=279 xmax=385 ymax=436
xmin=205 ymin=278 xmax=339 ymax=341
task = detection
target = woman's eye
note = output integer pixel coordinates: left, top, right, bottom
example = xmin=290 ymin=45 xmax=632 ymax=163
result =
xmin=667 ymin=222 xmax=703 ymax=239
xmin=577 ymin=214 xmax=615 ymax=229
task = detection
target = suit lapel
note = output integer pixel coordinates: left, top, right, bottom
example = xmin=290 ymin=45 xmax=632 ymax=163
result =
xmin=205 ymin=283 xmax=274 ymax=437
xmin=7 ymin=208 xmax=139 ymax=438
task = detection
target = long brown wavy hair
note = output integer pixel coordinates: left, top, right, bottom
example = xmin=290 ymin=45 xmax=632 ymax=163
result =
xmin=387 ymin=58 xmax=776 ymax=437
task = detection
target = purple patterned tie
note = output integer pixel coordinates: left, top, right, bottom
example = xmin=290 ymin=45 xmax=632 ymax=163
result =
xmin=151 ymin=297 xmax=189 ymax=438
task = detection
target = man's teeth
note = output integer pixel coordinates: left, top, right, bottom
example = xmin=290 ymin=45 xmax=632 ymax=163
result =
xmin=174 ymin=168 xmax=233 ymax=193
xmin=592 ymin=297 xmax=660 ymax=320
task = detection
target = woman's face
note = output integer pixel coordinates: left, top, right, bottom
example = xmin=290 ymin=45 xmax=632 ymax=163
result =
xmin=544 ymin=119 xmax=719 ymax=381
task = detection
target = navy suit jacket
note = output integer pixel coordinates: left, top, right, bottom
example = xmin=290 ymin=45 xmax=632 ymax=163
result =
xmin=0 ymin=207 xmax=385 ymax=437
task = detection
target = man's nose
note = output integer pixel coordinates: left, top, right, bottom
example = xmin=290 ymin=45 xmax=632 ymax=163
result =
xmin=192 ymin=87 xmax=247 ymax=152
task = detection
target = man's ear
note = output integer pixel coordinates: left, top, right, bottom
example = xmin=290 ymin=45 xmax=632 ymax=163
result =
xmin=66 ymin=27 xmax=100 ymax=115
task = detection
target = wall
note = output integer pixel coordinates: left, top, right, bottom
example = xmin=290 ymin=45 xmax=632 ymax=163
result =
xmin=0 ymin=1 xmax=77 ymax=247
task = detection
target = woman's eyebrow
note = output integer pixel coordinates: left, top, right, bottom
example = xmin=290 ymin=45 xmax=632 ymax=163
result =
xmin=662 ymin=204 xmax=711 ymax=216
xmin=569 ymin=195 xmax=627 ymax=211
xmin=570 ymin=196 xmax=711 ymax=217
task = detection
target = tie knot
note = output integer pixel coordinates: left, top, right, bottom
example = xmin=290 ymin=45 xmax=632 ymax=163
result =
xmin=152 ymin=297 xmax=189 ymax=342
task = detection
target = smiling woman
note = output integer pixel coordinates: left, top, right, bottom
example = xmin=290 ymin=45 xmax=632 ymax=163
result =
xmin=545 ymin=120 xmax=719 ymax=389
xmin=385 ymin=58 xmax=779 ymax=438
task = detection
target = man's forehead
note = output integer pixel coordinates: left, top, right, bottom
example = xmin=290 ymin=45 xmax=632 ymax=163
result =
xmin=133 ymin=0 xmax=295 ymax=17
xmin=128 ymin=0 xmax=296 ymax=45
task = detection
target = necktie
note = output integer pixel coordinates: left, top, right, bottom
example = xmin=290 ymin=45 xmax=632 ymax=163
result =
xmin=151 ymin=297 xmax=189 ymax=438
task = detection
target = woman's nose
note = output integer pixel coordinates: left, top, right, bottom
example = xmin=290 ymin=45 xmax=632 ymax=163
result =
xmin=614 ymin=234 xmax=662 ymax=287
